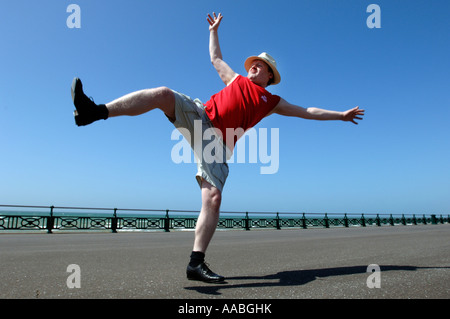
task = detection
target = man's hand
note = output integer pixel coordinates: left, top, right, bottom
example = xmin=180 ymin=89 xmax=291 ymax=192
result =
xmin=342 ymin=106 xmax=365 ymax=124
xmin=207 ymin=12 xmax=223 ymax=32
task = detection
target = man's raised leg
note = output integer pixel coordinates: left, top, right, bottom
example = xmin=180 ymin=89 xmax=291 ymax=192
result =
xmin=106 ymin=87 xmax=175 ymax=119
xmin=71 ymin=77 xmax=175 ymax=126
xmin=186 ymin=179 xmax=225 ymax=283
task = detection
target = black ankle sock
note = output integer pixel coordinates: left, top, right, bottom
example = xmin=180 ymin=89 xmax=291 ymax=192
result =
xmin=98 ymin=104 xmax=109 ymax=120
xmin=189 ymin=251 xmax=205 ymax=267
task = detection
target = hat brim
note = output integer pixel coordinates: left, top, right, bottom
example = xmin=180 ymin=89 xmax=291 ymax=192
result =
xmin=244 ymin=56 xmax=281 ymax=85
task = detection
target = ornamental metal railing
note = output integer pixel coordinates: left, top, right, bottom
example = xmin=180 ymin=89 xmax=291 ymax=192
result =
xmin=0 ymin=204 xmax=448 ymax=233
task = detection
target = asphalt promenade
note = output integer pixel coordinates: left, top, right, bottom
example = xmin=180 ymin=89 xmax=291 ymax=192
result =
xmin=1 ymin=224 xmax=449 ymax=300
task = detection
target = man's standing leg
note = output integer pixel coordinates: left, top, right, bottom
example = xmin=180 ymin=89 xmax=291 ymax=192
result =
xmin=186 ymin=179 xmax=225 ymax=283
xmin=194 ymin=180 xmax=222 ymax=252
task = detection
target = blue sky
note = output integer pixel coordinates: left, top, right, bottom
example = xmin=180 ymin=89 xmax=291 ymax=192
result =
xmin=1 ymin=0 xmax=449 ymax=215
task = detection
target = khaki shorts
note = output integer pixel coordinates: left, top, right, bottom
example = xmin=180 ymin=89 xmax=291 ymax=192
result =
xmin=170 ymin=90 xmax=229 ymax=193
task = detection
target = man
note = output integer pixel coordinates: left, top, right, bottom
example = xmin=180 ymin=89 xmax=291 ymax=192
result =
xmin=71 ymin=13 xmax=364 ymax=283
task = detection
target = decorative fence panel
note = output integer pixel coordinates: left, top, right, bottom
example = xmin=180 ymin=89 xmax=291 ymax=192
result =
xmin=0 ymin=205 xmax=448 ymax=233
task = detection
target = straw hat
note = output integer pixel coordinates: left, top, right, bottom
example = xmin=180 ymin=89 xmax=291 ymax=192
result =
xmin=244 ymin=52 xmax=281 ymax=85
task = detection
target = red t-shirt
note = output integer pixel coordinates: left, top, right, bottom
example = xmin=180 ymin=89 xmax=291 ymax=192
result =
xmin=204 ymin=75 xmax=280 ymax=149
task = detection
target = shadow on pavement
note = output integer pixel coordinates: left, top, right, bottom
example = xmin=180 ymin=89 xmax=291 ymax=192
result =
xmin=184 ymin=265 xmax=448 ymax=296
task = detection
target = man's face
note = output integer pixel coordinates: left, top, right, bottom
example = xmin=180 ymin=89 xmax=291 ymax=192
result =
xmin=247 ymin=60 xmax=274 ymax=88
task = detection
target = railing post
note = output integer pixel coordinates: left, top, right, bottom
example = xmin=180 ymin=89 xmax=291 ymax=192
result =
xmin=389 ymin=214 xmax=394 ymax=226
xmin=343 ymin=213 xmax=349 ymax=227
xmin=244 ymin=212 xmax=250 ymax=231
xmin=431 ymin=214 xmax=437 ymax=225
xmin=301 ymin=213 xmax=307 ymax=229
xmin=422 ymin=214 xmax=427 ymax=225
xmin=401 ymin=214 xmax=406 ymax=225
xmin=164 ymin=210 xmax=171 ymax=232
xmin=47 ymin=205 xmax=55 ymax=234
xmin=275 ymin=212 xmax=281 ymax=230
xmin=111 ymin=208 xmax=118 ymax=233
xmin=412 ymin=214 xmax=417 ymax=225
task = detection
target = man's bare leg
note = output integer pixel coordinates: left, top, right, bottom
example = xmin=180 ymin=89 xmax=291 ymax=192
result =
xmin=193 ymin=179 xmax=222 ymax=252
xmin=71 ymin=77 xmax=175 ymax=126
xmin=106 ymin=87 xmax=175 ymax=120
xmin=186 ymin=179 xmax=225 ymax=282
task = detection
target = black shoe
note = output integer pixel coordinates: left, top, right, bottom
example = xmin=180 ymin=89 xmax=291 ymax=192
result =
xmin=186 ymin=262 xmax=225 ymax=283
xmin=71 ymin=77 xmax=108 ymax=126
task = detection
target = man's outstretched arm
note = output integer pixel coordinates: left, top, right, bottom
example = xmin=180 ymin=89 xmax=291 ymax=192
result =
xmin=271 ymin=98 xmax=365 ymax=124
xmin=207 ymin=12 xmax=237 ymax=86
